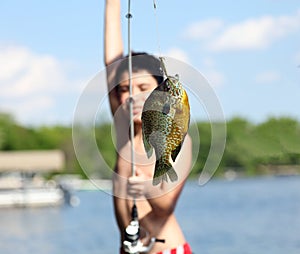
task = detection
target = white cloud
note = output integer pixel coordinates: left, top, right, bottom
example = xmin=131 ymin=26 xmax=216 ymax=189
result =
xmin=211 ymin=12 xmax=300 ymax=51
xmin=0 ymin=45 xmax=84 ymax=124
xmin=2 ymin=96 xmax=54 ymax=123
xmin=201 ymin=58 xmax=225 ymax=87
xmin=203 ymin=69 xmax=225 ymax=88
xmin=255 ymin=70 xmax=281 ymax=84
xmin=162 ymin=48 xmax=226 ymax=87
xmin=0 ymin=45 xmax=75 ymax=97
xmin=183 ymin=19 xmax=224 ymax=40
xmin=0 ymin=46 xmax=31 ymax=80
xmin=184 ymin=10 xmax=300 ymax=52
xmin=164 ymin=47 xmax=190 ymax=63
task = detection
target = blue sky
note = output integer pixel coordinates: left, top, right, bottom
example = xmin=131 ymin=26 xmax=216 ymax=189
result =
xmin=0 ymin=0 xmax=299 ymax=125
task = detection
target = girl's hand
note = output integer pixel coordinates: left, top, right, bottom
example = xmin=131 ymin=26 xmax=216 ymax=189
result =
xmin=127 ymin=168 xmax=149 ymax=199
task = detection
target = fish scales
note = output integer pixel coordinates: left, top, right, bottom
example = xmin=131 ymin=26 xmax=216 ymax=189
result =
xmin=142 ymin=76 xmax=190 ymax=185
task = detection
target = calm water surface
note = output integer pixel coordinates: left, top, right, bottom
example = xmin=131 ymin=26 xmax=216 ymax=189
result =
xmin=0 ymin=176 xmax=300 ymax=254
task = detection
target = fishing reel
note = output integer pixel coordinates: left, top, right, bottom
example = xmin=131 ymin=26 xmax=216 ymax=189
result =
xmin=123 ymin=204 xmax=165 ymax=254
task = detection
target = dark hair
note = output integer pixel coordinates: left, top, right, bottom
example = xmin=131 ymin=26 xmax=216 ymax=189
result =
xmin=114 ymin=52 xmax=164 ymax=89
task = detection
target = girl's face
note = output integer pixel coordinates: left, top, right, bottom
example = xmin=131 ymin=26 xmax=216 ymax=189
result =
xmin=118 ymin=70 xmax=158 ymax=123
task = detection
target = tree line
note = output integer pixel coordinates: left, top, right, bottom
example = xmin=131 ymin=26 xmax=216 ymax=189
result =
xmin=1 ymin=112 xmax=299 ymax=179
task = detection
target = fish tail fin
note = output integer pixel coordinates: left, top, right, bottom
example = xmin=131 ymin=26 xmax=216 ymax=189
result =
xmin=167 ymin=167 xmax=178 ymax=182
xmin=152 ymin=158 xmax=178 ymax=186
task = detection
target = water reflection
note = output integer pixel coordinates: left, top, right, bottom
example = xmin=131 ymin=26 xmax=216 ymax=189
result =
xmin=0 ymin=177 xmax=300 ymax=254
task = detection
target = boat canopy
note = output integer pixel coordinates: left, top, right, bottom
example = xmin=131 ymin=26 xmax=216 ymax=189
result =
xmin=0 ymin=150 xmax=65 ymax=172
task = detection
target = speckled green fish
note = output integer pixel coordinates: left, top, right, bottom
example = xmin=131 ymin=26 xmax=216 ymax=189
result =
xmin=141 ymin=75 xmax=190 ymax=185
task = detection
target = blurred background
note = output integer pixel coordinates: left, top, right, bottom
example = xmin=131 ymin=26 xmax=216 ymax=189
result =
xmin=0 ymin=1 xmax=300 ymax=253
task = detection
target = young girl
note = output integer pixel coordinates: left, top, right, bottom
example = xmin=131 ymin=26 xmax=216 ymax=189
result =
xmin=104 ymin=1 xmax=192 ymax=253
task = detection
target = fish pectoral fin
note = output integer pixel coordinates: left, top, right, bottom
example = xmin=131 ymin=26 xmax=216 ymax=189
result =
xmin=146 ymin=146 xmax=154 ymax=158
xmin=152 ymin=159 xmax=178 ymax=185
xmin=143 ymin=140 xmax=153 ymax=159
xmin=171 ymin=142 xmax=182 ymax=162
xmin=142 ymin=130 xmax=153 ymax=158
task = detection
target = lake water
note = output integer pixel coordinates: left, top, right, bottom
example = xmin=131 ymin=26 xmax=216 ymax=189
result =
xmin=0 ymin=176 xmax=300 ymax=254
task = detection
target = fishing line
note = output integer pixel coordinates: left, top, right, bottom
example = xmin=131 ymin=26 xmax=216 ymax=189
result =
xmin=153 ymin=0 xmax=162 ymax=59
xmin=153 ymin=0 xmax=170 ymax=79
xmin=153 ymin=1 xmax=176 ymax=89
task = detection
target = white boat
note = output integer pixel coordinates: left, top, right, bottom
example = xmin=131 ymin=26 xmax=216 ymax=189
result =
xmin=0 ymin=150 xmax=79 ymax=208
xmin=0 ymin=187 xmax=64 ymax=208
xmin=0 ymin=174 xmax=79 ymax=208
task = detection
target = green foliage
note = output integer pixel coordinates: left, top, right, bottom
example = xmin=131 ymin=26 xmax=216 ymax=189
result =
xmin=189 ymin=122 xmax=211 ymax=177
xmin=0 ymin=113 xmax=45 ymax=150
xmin=1 ymin=111 xmax=300 ymax=178
xmin=190 ymin=116 xmax=300 ymax=176
xmin=176 ymin=116 xmax=300 ymax=177
xmin=222 ymin=117 xmax=252 ymax=168
xmin=95 ymin=124 xmax=116 ymax=178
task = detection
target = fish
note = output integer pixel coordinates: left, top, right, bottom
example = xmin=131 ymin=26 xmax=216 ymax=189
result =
xmin=141 ymin=75 xmax=190 ymax=185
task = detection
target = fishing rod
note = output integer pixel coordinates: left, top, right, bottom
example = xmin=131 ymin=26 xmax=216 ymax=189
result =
xmin=127 ymin=0 xmax=135 ymax=181
xmin=122 ymin=1 xmax=165 ymax=253
xmin=122 ymin=0 xmax=141 ymax=252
